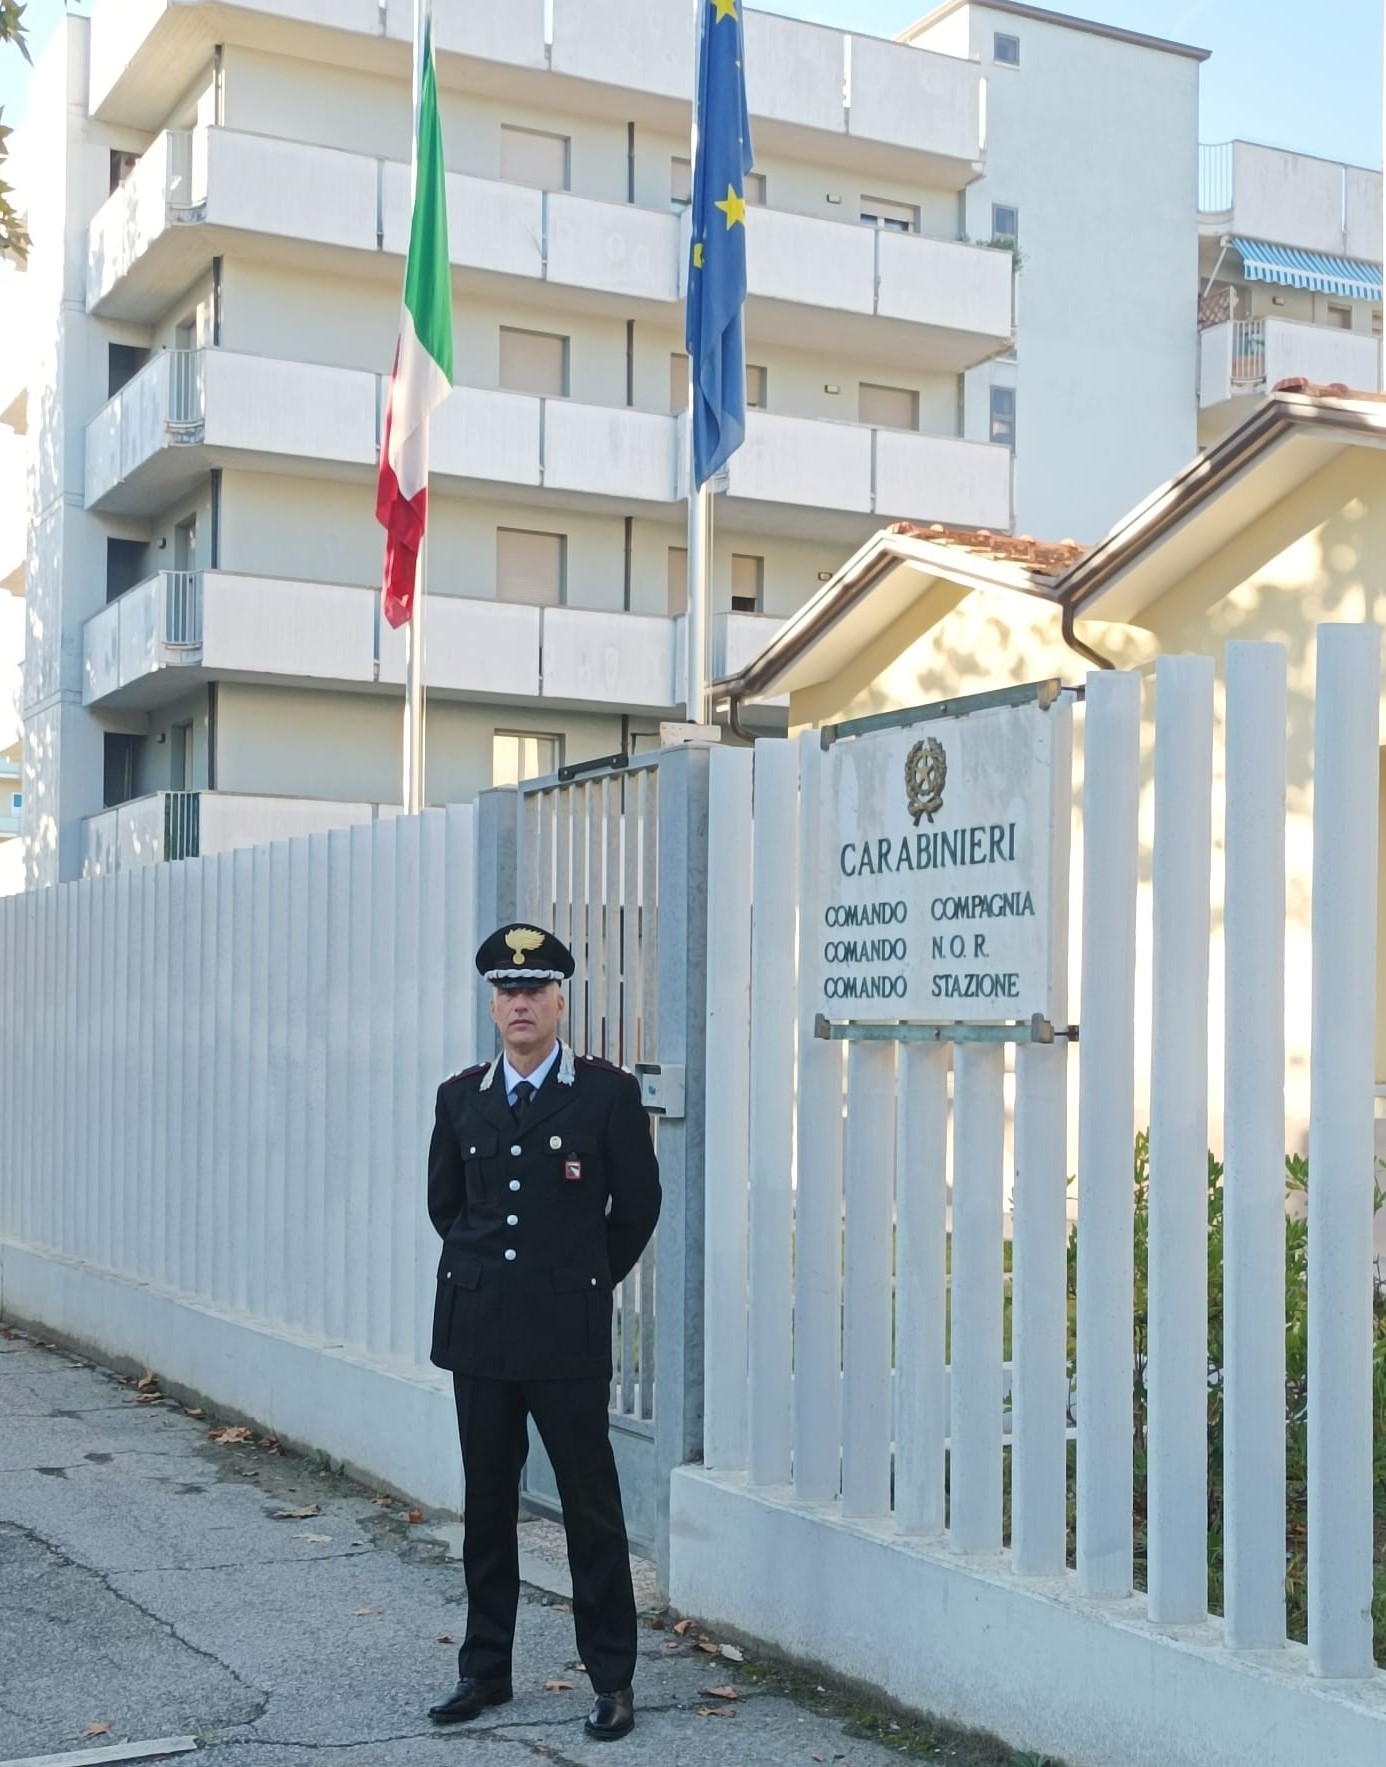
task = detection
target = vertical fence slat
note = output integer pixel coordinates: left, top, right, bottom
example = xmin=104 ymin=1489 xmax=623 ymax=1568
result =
xmin=322 ymin=829 xmax=352 ymax=1346
xmin=702 ymin=746 xmax=753 ymax=1472
xmin=603 ymin=778 xmax=621 ymax=1061
xmin=1223 ymin=640 xmax=1288 ymax=1650
xmin=841 ymin=1040 xmax=896 ymax=1519
xmin=1147 ymin=655 xmax=1214 ymax=1624
xmin=304 ymin=834 xmax=331 ymax=1340
xmin=747 ymin=739 xmax=798 ymax=1487
xmin=793 ymin=732 xmax=844 ymax=1504
xmin=1076 ymin=667 xmax=1141 ymax=1598
xmin=344 ymin=823 xmax=376 ymax=1355
xmin=949 ymin=1041 xmax=1006 ymax=1554
xmin=264 ymin=842 xmax=292 ymax=1329
xmin=246 ymin=845 xmax=271 ymax=1325
xmin=228 ymin=849 xmax=254 ymax=1317
xmin=894 ymin=1043 xmax=950 ymax=1536
xmin=1010 ymin=1039 xmax=1070 ymax=1574
xmin=414 ymin=812 xmax=448 ymax=1370
xmin=1307 ymin=621 xmax=1380 ymax=1679
xmin=391 ymin=818 xmax=422 ymax=1360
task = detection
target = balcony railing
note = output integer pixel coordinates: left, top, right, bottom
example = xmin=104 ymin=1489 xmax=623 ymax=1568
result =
xmin=164 ymin=569 xmax=203 ymax=645
xmin=1199 ymin=316 xmax=1382 ymax=408
xmin=1199 ymin=142 xmax=1233 ymax=214
xmin=163 ymin=790 xmax=200 ymax=861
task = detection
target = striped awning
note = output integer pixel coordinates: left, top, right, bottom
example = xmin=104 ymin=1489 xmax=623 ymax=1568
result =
xmin=1231 ymin=237 xmax=1381 ymax=302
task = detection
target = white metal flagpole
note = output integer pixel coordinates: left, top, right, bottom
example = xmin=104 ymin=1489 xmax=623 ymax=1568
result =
xmin=403 ymin=0 xmax=427 ymax=814
xmin=685 ymin=0 xmax=711 ymax=727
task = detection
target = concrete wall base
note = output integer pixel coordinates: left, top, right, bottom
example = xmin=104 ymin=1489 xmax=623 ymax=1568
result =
xmin=670 ymin=1467 xmax=1386 ymax=1767
xmin=0 ymin=1239 xmax=463 ymax=1513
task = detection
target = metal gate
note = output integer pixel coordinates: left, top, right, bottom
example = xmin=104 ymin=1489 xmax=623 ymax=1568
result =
xmin=473 ymin=745 xmax=711 ymax=1587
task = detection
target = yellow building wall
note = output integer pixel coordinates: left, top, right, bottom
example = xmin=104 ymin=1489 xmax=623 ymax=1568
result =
xmin=787 ymin=449 xmax=1386 ymax=1164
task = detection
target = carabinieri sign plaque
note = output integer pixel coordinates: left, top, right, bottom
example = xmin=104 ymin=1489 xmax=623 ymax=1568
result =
xmin=816 ymin=685 xmax=1073 ymax=1034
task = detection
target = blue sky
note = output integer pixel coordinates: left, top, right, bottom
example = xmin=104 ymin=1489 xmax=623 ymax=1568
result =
xmin=0 ymin=0 xmax=1381 ymax=168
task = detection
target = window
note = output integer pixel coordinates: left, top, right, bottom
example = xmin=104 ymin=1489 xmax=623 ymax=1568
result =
xmin=1327 ymin=303 xmax=1353 ymax=331
xmin=731 ymin=553 xmax=764 ymax=614
xmin=500 ymin=125 xmax=570 ymax=191
xmin=496 ymin=528 xmax=565 ymax=606
xmin=746 ymin=364 xmax=768 ymax=410
xmin=10 ymin=792 xmax=20 ymax=813
xmin=103 ymin=734 xmax=140 ymax=808
xmin=994 ymin=32 xmax=1021 ymax=66
xmin=990 ymin=385 xmax=1016 ymax=449
xmin=859 ymin=383 xmax=919 ymax=431
xmin=860 ymin=196 xmax=918 ymax=234
xmin=493 ymin=732 xmax=562 ymax=787
xmin=499 ymin=327 xmax=568 ymax=398
xmin=991 ymin=203 xmax=1019 ymax=244
xmin=667 ymin=546 xmax=688 ymax=618
xmin=106 ymin=538 xmax=147 ymax=603
xmin=109 ymin=149 xmax=139 ymax=195
xmin=675 ymin=157 xmax=763 ymax=208
xmin=670 ymin=352 xmax=689 ymax=414
xmin=108 ymin=343 xmax=150 ymax=398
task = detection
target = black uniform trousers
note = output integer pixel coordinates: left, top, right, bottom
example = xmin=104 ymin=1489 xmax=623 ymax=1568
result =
xmin=453 ymin=1371 xmax=636 ymax=1694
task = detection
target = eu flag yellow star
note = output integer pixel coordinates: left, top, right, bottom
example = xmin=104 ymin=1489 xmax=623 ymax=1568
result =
xmin=710 ymin=0 xmax=738 ymax=19
xmin=714 ymin=184 xmax=747 ymax=230
xmin=693 ymin=242 xmax=704 ymax=269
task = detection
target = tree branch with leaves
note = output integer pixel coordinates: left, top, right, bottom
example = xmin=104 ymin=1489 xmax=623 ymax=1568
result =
xmin=0 ymin=0 xmax=32 ymax=264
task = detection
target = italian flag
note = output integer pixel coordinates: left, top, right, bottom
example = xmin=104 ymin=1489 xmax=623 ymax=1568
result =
xmin=377 ymin=4 xmax=453 ymax=630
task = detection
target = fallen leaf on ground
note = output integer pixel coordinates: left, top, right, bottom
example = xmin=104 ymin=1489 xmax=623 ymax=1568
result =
xmin=208 ymin=1426 xmax=253 ymax=1444
xmin=812 ymin=1755 xmax=826 ymax=1762
xmin=720 ymin=1643 xmax=745 ymax=1662
xmin=663 ymin=1641 xmax=681 ymax=1652
xmin=273 ymin=1506 xmax=320 ymax=1521
xmin=695 ymin=1705 xmax=736 ymax=1719
xmin=649 ymin=1615 xmax=666 ymax=1630
xmin=259 ymin=1436 xmax=282 ymax=1453
xmin=435 ymin=1635 xmax=455 ymax=1645
xmin=370 ymin=1494 xmax=392 ymax=1506
xmin=543 ymin=1680 xmax=575 ymax=1692
xmin=533 ymin=1748 xmax=551 ymax=1758
xmin=79 ymin=1723 xmax=111 ymax=1739
xmin=136 ymin=1371 xmax=158 ymax=1390
xmin=694 ymin=1639 xmax=721 ymax=1654
xmin=404 ymin=1508 xmax=423 ymax=1524
xmin=701 ymin=1686 xmax=738 ymax=1700
xmin=135 ymin=1392 xmax=163 ymax=1405
xmin=299 ymin=1533 xmax=332 ymax=1544
xmin=184 ymin=1407 xmax=204 ymax=1419
xmin=673 ymin=1618 xmax=696 ymax=1636
xmin=352 ymin=1608 xmax=379 ymax=1617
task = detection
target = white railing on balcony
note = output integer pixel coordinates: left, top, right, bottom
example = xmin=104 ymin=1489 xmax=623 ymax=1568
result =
xmin=166 ymin=129 xmax=206 ymax=215
xmin=1199 ymin=316 xmax=1383 ymax=408
xmin=1199 ymin=141 xmax=1234 ymax=214
xmin=163 ymin=789 xmax=200 ymax=861
xmin=168 ymin=349 xmax=204 ymax=430
xmin=164 ymin=570 xmax=203 ymax=646
xmin=86 ymin=350 xmax=207 ymax=508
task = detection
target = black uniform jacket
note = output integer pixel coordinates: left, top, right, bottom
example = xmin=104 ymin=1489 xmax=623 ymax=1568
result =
xmin=427 ymin=1046 xmax=661 ymax=1381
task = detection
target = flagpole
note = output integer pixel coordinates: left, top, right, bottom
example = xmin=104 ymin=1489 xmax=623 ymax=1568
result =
xmin=404 ymin=0 xmax=427 ymax=814
xmin=685 ymin=0 xmax=711 ymax=728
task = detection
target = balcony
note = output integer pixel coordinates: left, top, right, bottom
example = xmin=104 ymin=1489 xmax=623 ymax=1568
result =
xmin=91 ymin=1 xmax=981 ymax=181
xmin=81 ymin=789 xmax=386 ymax=877
xmin=84 ymin=572 xmax=687 ymax=715
xmin=86 ymin=349 xmax=1010 ymax=539
xmin=90 ymin=127 xmax=1006 ymax=369
xmin=1198 ymin=318 xmax=1382 ymax=437
xmin=1199 ymin=140 xmax=1382 ymax=264
xmin=719 ymin=412 xmax=1013 ymax=536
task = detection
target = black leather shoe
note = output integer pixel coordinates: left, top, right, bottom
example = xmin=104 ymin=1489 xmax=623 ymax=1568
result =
xmin=428 ymin=1676 xmax=513 ymax=1724
xmin=584 ymin=1686 xmax=635 ymax=1741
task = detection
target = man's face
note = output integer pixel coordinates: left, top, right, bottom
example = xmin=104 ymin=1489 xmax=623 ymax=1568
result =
xmin=490 ymin=981 xmax=564 ymax=1064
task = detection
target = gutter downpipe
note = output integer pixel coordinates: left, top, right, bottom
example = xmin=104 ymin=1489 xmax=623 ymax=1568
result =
xmin=1061 ymin=597 xmax=1115 ymax=672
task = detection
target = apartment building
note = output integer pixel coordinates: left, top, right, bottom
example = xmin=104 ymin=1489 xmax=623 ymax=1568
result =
xmin=2 ymin=0 xmax=1204 ymax=886
xmin=1196 ymin=140 xmax=1383 ymax=444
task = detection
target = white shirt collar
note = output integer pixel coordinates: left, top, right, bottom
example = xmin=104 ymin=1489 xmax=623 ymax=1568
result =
xmin=502 ymin=1039 xmax=561 ymax=1103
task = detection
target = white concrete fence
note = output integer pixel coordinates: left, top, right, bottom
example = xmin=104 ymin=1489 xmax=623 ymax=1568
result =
xmin=0 ymin=810 xmax=478 ymax=1507
xmin=674 ymin=634 xmax=1386 ymax=1767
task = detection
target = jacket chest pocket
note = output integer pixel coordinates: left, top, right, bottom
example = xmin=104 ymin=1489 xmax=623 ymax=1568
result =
xmin=461 ymin=1130 xmax=499 ymax=1200
xmin=552 ymin=1131 xmax=600 ymax=1189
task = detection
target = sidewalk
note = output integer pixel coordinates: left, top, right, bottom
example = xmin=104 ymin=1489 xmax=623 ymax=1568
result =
xmin=0 ymin=1328 xmax=1048 ymax=1767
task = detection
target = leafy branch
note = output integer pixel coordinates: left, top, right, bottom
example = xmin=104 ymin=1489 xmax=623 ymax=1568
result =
xmin=0 ymin=0 xmax=32 ymax=264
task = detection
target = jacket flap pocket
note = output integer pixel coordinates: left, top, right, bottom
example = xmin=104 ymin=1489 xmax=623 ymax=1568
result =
xmin=552 ymin=1268 xmax=599 ymax=1294
xmin=440 ymin=1257 xmax=482 ymax=1290
xmin=461 ymin=1131 xmax=498 ymax=1159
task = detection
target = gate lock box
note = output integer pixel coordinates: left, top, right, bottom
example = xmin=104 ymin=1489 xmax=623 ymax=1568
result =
xmin=634 ymin=1062 xmax=685 ymax=1118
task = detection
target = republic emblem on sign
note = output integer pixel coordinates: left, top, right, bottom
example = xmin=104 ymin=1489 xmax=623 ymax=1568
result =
xmin=905 ymin=737 xmax=947 ymax=826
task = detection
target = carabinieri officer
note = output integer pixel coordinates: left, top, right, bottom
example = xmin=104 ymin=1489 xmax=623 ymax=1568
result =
xmin=426 ymin=923 xmax=661 ymax=1743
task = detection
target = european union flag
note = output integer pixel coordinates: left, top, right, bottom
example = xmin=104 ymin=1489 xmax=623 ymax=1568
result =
xmin=686 ymin=0 xmax=754 ymax=489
